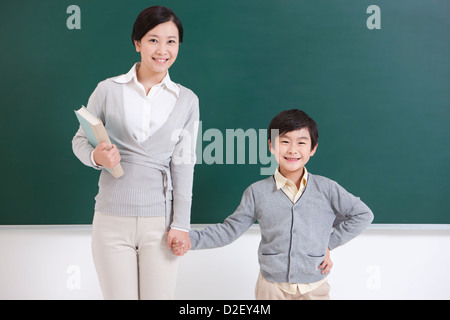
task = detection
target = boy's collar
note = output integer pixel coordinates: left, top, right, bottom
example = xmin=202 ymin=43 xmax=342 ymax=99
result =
xmin=274 ymin=167 xmax=308 ymax=190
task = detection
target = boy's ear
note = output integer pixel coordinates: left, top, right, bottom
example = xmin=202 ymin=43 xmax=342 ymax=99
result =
xmin=310 ymin=143 xmax=318 ymax=157
xmin=268 ymin=139 xmax=275 ymax=154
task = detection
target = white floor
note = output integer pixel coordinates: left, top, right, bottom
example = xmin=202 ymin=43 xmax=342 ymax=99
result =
xmin=1 ymin=225 xmax=449 ymax=300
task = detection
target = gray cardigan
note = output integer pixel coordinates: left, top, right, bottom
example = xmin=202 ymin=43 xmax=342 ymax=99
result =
xmin=190 ymin=174 xmax=374 ymax=284
xmin=72 ymin=77 xmax=199 ymax=231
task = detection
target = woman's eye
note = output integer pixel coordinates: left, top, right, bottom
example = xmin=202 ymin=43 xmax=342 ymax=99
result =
xmin=149 ymin=39 xmax=157 ymax=43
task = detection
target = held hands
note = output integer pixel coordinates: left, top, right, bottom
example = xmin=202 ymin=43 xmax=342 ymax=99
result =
xmin=93 ymin=142 xmax=121 ymax=168
xmin=171 ymin=238 xmax=187 ymax=256
xmin=167 ymin=228 xmax=191 ymax=256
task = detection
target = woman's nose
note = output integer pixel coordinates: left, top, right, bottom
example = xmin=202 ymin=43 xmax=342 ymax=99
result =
xmin=156 ymin=43 xmax=166 ymax=54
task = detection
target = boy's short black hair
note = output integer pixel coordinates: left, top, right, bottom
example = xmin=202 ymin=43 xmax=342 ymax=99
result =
xmin=268 ymin=109 xmax=319 ymax=150
xmin=131 ymin=6 xmax=184 ymax=44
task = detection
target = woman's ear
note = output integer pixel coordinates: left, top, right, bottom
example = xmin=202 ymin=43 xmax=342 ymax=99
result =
xmin=134 ymin=40 xmax=141 ymax=53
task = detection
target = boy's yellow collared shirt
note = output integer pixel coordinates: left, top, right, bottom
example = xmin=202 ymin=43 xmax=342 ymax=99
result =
xmin=274 ymin=166 xmax=308 ymax=203
xmin=273 ymin=167 xmax=328 ymax=295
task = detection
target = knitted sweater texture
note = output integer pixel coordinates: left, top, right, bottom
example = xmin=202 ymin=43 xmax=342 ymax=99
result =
xmin=72 ymin=77 xmax=199 ymax=230
xmin=190 ymin=174 xmax=374 ymax=284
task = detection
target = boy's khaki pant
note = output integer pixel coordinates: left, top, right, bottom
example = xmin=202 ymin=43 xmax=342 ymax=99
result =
xmin=91 ymin=212 xmax=179 ymax=300
xmin=255 ymin=272 xmax=330 ymax=300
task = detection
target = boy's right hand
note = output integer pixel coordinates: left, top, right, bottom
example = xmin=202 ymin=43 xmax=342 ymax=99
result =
xmin=319 ymin=248 xmax=333 ymax=275
xmin=93 ymin=142 xmax=121 ymax=168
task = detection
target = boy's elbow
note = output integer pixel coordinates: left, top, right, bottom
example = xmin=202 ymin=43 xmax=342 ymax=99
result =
xmin=364 ymin=202 xmax=374 ymax=223
xmin=368 ymin=209 xmax=374 ymax=224
xmin=356 ymin=200 xmax=374 ymax=226
xmin=361 ymin=207 xmax=374 ymax=228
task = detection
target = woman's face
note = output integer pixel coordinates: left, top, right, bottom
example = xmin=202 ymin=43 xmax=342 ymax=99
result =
xmin=134 ymin=20 xmax=180 ymax=75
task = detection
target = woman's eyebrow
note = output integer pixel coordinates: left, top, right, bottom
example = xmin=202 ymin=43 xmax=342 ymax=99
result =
xmin=146 ymin=34 xmax=178 ymax=39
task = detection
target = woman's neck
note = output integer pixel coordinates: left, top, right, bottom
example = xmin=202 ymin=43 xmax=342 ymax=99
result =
xmin=136 ymin=62 xmax=166 ymax=95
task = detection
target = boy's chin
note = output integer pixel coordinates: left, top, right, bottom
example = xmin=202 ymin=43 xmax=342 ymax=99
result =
xmin=280 ymin=163 xmax=305 ymax=173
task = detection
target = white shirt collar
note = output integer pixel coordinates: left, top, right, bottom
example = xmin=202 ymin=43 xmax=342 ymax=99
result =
xmin=113 ymin=63 xmax=180 ymax=97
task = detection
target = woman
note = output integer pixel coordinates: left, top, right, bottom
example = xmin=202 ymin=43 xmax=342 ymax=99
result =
xmin=72 ymin=6 xmax=198 ymax=300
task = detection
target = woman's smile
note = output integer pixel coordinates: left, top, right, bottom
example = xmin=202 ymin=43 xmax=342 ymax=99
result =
xmin=153 ymin=57 xmax=169 ymax=64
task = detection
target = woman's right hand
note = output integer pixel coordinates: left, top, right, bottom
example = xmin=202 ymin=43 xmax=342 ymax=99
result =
xmin=93 ymin=142 xmax=121 ymax=168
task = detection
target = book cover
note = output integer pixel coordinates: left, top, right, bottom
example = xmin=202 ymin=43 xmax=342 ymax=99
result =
xmin=74 ymin=106 xmax=124 ymax=178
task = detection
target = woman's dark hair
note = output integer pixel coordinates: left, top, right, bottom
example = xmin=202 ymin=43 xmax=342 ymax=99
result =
xmin=131 ymin=6 xmax=183 ymax=44
xmin=268 ymin=109 xmax=319 ymax=150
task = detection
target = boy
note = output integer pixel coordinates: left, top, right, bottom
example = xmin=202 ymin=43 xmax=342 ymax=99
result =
xmin=174 ymin=109 xmax=374 ymax=300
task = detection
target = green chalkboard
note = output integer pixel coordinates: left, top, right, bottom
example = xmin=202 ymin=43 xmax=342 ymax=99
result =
xmin=1 ymin=0 xmax=449 ymax=224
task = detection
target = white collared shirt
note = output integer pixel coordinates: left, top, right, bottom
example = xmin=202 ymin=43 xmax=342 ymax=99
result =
xmin=90 ymin=63 xmax=179 ymax=164
xmin=113 ymin=62 xmax=180 ymax=142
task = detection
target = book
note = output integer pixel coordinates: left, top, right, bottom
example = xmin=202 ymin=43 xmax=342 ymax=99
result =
xmin=74 ymin=106 xmax=124 ymax=178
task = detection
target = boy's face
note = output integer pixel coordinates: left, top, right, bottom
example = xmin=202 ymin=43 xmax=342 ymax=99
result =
xmin=269 ymin=128 xmax=317 ymax=178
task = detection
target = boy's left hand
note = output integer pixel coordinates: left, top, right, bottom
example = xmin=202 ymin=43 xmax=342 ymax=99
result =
xmin=167 ymin=228 xmax=191 ymax=256
xmin=171 ymin=238 xmax=185 ymax=256
xmin=319 ymin=248 xmax=333 ymax=274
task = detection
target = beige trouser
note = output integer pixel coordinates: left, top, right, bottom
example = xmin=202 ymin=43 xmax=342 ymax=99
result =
xmin=255 ymin=272 xmax=330 ymax=300
xmin=91 ymin=212 xmax=179 ymax=300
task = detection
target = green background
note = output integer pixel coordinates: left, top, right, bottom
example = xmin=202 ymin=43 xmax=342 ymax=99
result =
xmin=0 ymin=0 xmax=449 ymax=224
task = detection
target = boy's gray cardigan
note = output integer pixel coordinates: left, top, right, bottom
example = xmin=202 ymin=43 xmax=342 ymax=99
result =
xmin=190 ymin=174 xmax=374 ymax=284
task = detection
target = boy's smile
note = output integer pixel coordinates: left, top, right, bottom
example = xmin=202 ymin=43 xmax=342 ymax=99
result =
xmin=269 ymin=128 xmax=317 ymax=185
xmin=284 ymin=156 xmax=301 ymax=162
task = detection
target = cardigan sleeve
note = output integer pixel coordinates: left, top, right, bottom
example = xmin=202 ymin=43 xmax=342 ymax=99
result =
xmin=189 ymin=185 xmax=257 ymax=250
xmin=169 ymin=92 xmax=200 ymax=231
xmin=71 ymin=82 xmax=106 ymax=169
xmin=327 ymin=180 xmax=374 ymax=250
